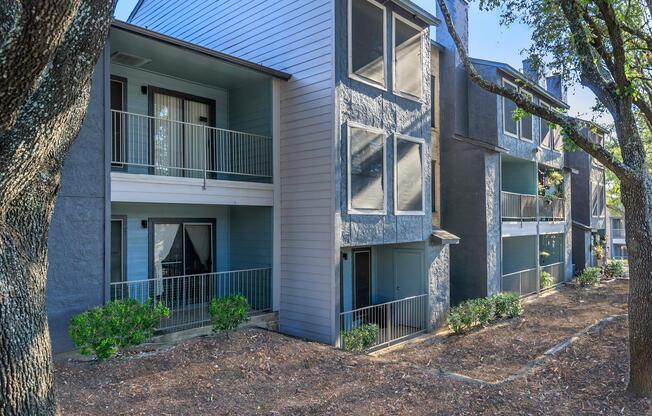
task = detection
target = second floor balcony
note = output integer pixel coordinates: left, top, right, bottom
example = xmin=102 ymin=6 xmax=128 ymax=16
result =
xmin=111 ymin=110 xmax=272 ymax=183
xmin=501 ymin=191 xmax=565 ymax=222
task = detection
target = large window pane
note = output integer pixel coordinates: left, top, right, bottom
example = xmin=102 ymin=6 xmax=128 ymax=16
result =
xmin=349 ymin=126 xmax=385 ymax=211
xmin=396 ymin=137 xmax=423 ymax=212
xmin=394 ymin=16 xmax=422 ymax=98
xmin=350 ymin=0 xmax=385 ymax=86
xmin=503 ymin=81 xmax=518 ymax=136
xmin=540 ymin=103 xmax=551 ymax=148
xmin=520 ymin=93 xmax=533 ymax=141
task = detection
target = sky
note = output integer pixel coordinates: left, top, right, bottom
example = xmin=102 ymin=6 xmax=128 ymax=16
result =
xmin=113 ymin=0 xmax=609 ymax=125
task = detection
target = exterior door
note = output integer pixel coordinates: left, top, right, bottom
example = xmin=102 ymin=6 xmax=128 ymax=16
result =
xmin=393 ymin=249 xmax=425 ymax=329
xmin=353 ymin=249 xmax=371 ymax=309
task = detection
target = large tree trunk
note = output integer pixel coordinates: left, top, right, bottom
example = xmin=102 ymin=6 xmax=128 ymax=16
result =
xmin=0 ymin=177 xmax=61 ymax=415
xmin=622 ymin=175 xmax=652 ymax=396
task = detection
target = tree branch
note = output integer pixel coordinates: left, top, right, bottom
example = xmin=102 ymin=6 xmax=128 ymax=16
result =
xmin=436 ymin=0 xmax=630 ymax=179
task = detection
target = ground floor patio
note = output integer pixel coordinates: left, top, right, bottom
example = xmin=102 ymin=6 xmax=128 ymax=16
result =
xmin=55 ymin=280 xmax=650 ymax=415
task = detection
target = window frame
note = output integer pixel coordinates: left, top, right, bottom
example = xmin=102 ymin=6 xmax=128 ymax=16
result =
xmin=392 ymin=12 xmax=424 ymax=101
xmin=519 ymin=90 xmax=534 ymax=142
xmin=394 ymin=133 xmax=426 ymax=215
xmin=348 ymin=0 xmax=388 ymax=91
xmin=347 ymin=122 xmax=388 ymax=215
xmin=110 ymin=216 xmax=128 ymax=300
xmin=430 ymin=75 xmax=436 ymax=129
xmin=501 ymin=78 xmax=520 ymax=139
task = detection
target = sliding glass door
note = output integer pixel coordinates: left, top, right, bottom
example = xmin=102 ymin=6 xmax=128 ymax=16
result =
xmin=150 ymin=88 xmax=215 ymax=178
xmin=151 ymin=220 xmax=214 ymax=307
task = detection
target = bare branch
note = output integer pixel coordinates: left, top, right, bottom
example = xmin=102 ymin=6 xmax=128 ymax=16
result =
xmin=436 ymin=0 xmax=629 ymax=179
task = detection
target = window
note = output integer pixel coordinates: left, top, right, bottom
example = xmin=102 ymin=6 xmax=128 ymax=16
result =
xmin=430 ymin=76 xmax=436 ymax=128
xmin=395 ymin=135 xmax=424 ymax=214
xmin=540 ymin=102 xmax=551 ymax=148
xmin=393 ymin=13 xmax=423 ymax=99
xmin=502 ymin=80 xmax=519 ymax=137
xmin=592 ymin=181 xmax=605 ymax=217
xmin=520 ymin=91 xmax=533 ymax=141
xmin=348 ymin=124 xmax=386 ymax=213
xmin=349 ymin=0 xmax=386 ymax=88
xmin=431 ymin=161 xmax=437 ymax=212
xmin=110 ymin=76 xmax=127 ymax=166
xmin=110 ymin=217 xmax=126 ymax=300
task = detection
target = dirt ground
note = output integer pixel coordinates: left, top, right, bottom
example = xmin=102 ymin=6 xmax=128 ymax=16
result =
xmin=55 ymin=280 xmax=651 ymax=415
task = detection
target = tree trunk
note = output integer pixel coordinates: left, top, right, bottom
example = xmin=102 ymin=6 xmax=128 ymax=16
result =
xmin=622 ymin=175 xmax=652 ymax=397
xmin=0 ymin=175 xmax=61 ymax=415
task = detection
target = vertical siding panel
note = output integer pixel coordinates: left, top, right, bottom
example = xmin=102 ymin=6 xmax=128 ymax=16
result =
xmin=130 ymin=0 xmax=336 ymax=343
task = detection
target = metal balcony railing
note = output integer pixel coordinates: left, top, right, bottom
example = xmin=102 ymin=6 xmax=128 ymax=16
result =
xmin=501 ymin=191 xmax=565 ymax=222
xmin=339 ymin=294 xmax=428 ymax=351
xmin=109 ymin=267 xmax=272 ymax=332
xmin=501 ymin=191 xmax=537 ymax=221
xmin=612 ymin=228 xmax=626 ymax=239
xmin=502 ymin=267 xmax=538 ymax=296
xmin=111 ymin=110 xmax=272 ymax=181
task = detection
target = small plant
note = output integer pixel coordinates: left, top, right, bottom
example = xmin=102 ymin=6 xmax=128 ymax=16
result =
xmin=472 ymin=297 xmax=495 ymax=326
xmin=491 ymin=292 xmax=523 ymax=318
xmin=604 ymin=259 xmax=626 ymax=279
xmin=540 ymin=271 xmax=553 ymax=289
xmin=577 ymin=267 xmax=601 ymax=286
xmin=209 ymin=294 xmax=249 ymax=332
xmin=594 ymin=244 xmax=604 ymax=260
xmin=68 ymin=298 xmax=169 ymax=359
xmin=447 ymin=301 xmax=476 ymax=334
xmin=342 ymin=323 xmax=379 ymax=352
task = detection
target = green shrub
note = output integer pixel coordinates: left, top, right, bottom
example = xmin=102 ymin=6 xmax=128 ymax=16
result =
xmin=577 ymin=267 xmax=601 ymax=286
xmin=540 ymin=271 xmax=553 ymax=289
xmin=342 ymin=323 xmax=379 ymax=352
xmin=604 ymin=259 xmax=626 ymax=279
xmin=472 ymin=297 xmax=495 ymax=326
xmin=491 ymin=292 xmax=523 ymax=318
xmin=209 ymin=294 xmax=249 ymax=332
xmin=69 ymin=299 xmax=169 ymax=359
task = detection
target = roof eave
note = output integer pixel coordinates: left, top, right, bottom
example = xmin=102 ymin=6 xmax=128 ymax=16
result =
xmin=391 ymin=0 xmax=440 ymax=26
xmin=110 ymin=20 xmax=292 ymax=81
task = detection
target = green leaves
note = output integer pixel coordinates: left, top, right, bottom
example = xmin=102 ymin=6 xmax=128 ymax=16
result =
xmin=68 ymin=299 xmax=170 ymax=359
xmin=209 ymin=294 xmax=249 ymax=333
xmin=577 ymin=267 xmax=602 ymax=286
xmin=342 ymin=323 xmax=379 ymax=352
xmin=540 ymin=271 xmax=553 ymax=289
xmin=447 ymin=292 xmax=523 ymax=334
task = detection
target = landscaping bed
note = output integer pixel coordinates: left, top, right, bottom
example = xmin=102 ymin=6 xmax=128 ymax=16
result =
xmin=55 ymin=280 xmax=650 ymax=415
xmin=383 ymin=279 xmax=629 ymax=383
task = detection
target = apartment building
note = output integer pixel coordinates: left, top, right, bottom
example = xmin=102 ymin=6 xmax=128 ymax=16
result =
xmin=565 ymin=120 xmax=608 ymax=271
xmin=46 ymin=0 xmax=458 ymax=352
xmin=436 ymin=0 xmax=573 ymax=302
xmin=608 ymin=212 xmax=628 ymax=259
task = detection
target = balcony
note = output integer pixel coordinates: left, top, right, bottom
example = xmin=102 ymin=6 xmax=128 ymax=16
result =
xmin=501 ymin=191 xmax=564 ymax=222
xmin=111 ymin=110 xmax=272 ymax=182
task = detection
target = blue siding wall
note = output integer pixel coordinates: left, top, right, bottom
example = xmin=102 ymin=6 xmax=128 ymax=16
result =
xmin=228 ymin=80 xmax=272 ymax=137
xmin=47 ymin=55 xmax=109 ymax=353
xmin=229 ymin=206 xmax=273 ymax=269
xmin=130 ymin=0 xmax=337 ymax=343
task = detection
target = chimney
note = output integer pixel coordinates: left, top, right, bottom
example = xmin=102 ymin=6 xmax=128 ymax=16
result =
xmin=546 ymin=74 xmax=567 ymax=103
xmin=522 ymin=59 xmax=540 ymax=84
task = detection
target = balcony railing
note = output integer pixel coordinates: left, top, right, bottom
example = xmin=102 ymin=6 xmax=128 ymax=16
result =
xmin=501 ymin=191 xmax=537 ymax=221
xmin=111 ymin=110 xmax=272 ymax=181
xmin=110 ymin=267 xmax=272 ymax=332
xmin=541 ymin=261 xmax=565 ymax=286
xmin=612 ymin=228 xmax=626 ymax=239
xmin=339 ymin=294 xmax=428 ymax=351
xmin=502 ymin=267 xmax=538 ymax=296
xmin=501 ymin=191 xmax=565 ymax=222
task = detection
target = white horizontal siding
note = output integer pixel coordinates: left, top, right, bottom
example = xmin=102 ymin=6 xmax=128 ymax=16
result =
xmin=131 ymin=0 xmax=336 ymax=344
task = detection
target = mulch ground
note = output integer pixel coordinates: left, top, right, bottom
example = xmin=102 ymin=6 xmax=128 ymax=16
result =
xmin=55 ymin=280 xmax=652 ymax=415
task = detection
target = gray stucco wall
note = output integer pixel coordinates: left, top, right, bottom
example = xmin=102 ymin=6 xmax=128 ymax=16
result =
xmin=427 ymin=243 xmax=450 ymax=330
xmin=46 ymin=54 xmax=109 ymax=353
xmin=335 ymin=1 xmax=433 ymax=247
xmin=485 ymin=152 xmax=502 ymax=296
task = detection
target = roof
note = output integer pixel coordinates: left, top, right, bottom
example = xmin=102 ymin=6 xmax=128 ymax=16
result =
xmin=111 ymin=21 xmax=292 ymax=81
xmin=431 ymin=40 xmax=445 ymax=51
xmin=470 ymin=57 xmax=570 ymax=109
xmin=391 ymin=0 xmax=440 ymax=26
xmin=430 ymin=228 xmax=461 ymax=245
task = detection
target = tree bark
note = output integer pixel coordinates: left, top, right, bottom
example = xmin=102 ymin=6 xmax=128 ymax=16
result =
xmin=0 ymin=1 xmax=114 ymax=413
xmin=621 ymin=175 xmax=652 ymax=397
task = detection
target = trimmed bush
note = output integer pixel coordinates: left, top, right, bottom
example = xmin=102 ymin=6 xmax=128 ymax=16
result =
xmin=209 ymin=294 xmax=249 ymax=332
xmin=69 ymin=299 xmax=169 ymax=359
xmin=577 ymin=267 xmax=601 ymax=286
xmin=342 ymin=323 xmax=379 ymax=352
xmin=491 ymin=292 xmax=523 ymax=319
xmin=604 ymin=259 xmax=626 ymax=279
xmin=448 ymin=292 xmax=522 ymax=334
xmin=540 ymin=271 xmax=553 ymax=289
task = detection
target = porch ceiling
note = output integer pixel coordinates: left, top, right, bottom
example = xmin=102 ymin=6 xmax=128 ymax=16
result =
xmin=110 ymin=23 xmax=289 ymax=90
